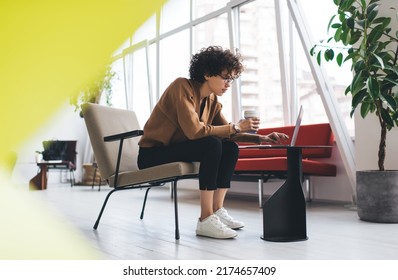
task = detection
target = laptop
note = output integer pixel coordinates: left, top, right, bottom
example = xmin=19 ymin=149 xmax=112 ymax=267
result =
xmin=289 ymin=105 xmax=304 ymax=146
xmin=240 ymin=105 xmax=304 ymax=148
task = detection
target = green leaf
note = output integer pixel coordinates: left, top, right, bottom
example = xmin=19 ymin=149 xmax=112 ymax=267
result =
xmin=325 ymin=49 xmax=335 ymax=61
xmin=351 ymin=71 xmax=365 ymax=95
xmin=317 ymin=51 xmax=322 ymax=65
xmin=327 ymin=15 xmax=337 ymax=33
xmin=350 ymin=31 xmax=362 ymax=44
xmin=369 ymin=0 xmax=380 ymax=5
xmin=384 ymin=76 xmax=398 ymax=86
xmin=350 ymin=107 xmax=356 ymax=118
xmin=334 ymin=26 xmax=342 ymax=41
xmin=367 ymin=77 xmax=380 ymax=100
xmin=341 ymin=28 xmax=351 ymax=45
xmin=345 ymin=86 xmax=351 ymax=96
xmin=367 ymin=3 xmax=379 ymax=23
xmin=309 ymin=46 xmax=315 ymax=56
xmin=360 ymin=0 xmax=366 ymax=10
xmin=331 ymin=23 xmax=341 ymax=29
xmin=381 ymin=93 xmax=397 ymax=111
xmin=344 ymin=50 xmax=357 ymax=63
xmin=347 ymin=17 xmax=355 ymax=29
xmin=380 ymin=107 xmax=394 ymax=127
xmin=360 ymin=102 xmax=371 ymax=118
xmin=352 ymin=89 xmax=367 ymax=109
xmin=368 ymin=24 xmax=385 ymax=42
xmin=372 ymin=53 xmax=385 ymax=69
xmin=373 ymin=17 xmax=390 ymax=26
xmin=336 ymin=53 xmax=343 ymax=66
xmin=341 ymin=0 xmax=355 ymax=10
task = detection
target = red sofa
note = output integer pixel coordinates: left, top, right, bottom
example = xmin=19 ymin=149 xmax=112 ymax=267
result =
xmin=234 ymin=123 xmax=337 ymax=206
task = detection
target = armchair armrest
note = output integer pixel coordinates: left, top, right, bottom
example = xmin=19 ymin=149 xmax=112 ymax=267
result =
xmin=103 ymin=129 xmax=143 ymax=188
xmin=104 ymin=130 xmax=143 ymax=142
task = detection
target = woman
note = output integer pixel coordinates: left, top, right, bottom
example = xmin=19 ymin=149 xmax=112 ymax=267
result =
xmin=138 ymin=46 xmax=288 ymax=239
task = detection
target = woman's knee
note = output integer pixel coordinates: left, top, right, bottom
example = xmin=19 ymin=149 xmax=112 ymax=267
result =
xmin=201 ymin=136 xmax=223 ymax=153
xmin=223 ymin=140 xmax=239 ymax=158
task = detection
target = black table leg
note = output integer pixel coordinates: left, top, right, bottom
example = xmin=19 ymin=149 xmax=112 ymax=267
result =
xmin=261 ymin=147 xmax=308 ymax=242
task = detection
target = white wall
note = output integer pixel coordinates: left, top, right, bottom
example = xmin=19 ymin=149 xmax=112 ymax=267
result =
xmin=11 ymin=101 xmax=89 ymax=186
xmin=355 ymin=113 xmax=398 ymax=171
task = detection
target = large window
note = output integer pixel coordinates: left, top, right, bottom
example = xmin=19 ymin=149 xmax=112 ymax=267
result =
xmin=193 ymin=0 xmax=230 ymax=19
xmin=159 ymin=30 xmax=191 ymax=94
xmin=193 ymin=14 xmax=232 ymax=119
xmin=161 ymin=0 xmax=190 ymax=34
xmin=109 ymin=0 xmax=354 ymax=135
xmin=238 ymin=1 xmax=284 ymax=127
xmin=298 ymin=0 xmax=354 ymax=134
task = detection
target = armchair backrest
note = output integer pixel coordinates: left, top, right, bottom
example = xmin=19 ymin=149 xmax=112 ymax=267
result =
xmin=82 ymin=103 xmax=141 ymax=180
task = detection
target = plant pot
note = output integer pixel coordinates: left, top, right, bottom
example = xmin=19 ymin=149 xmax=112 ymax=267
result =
xmin=357 ymin=170 xmax=398 ymax=223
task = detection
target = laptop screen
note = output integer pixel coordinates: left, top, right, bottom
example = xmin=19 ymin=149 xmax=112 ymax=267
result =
xmin=290 ymin=105 xmax=304 ymax=146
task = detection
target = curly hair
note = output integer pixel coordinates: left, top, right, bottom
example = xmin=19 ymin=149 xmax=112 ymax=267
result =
xmin=189 ymin=46 xmax=244 ymax=83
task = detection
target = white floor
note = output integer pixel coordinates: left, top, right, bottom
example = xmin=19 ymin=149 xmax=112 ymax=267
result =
xmin=24 ymin=182 xmax=398 ymax=260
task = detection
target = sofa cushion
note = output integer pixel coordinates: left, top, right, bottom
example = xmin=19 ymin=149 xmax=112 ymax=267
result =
xmin=238 ymin=123 xmax=334 ymax=158
xmin=235 ymin=157 xmax=336 ymax=177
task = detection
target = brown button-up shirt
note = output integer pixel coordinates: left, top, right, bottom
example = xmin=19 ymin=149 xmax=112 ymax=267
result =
xmin=138 ymin=77 xmax=261 ymax=147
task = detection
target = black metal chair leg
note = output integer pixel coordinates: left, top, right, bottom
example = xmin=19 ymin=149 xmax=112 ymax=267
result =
xmin=140 ymin=187 xmax=152 ymax=219
xmin=93 ymin=188 xmax=117 ymax=229
xmin=170 ymin=183 xmax=174 ymax=198
xmin=70 ymin=170 xmax=75 ymax=187
xmin=92 ymin=167 xmax=97 ymax=190
xmin=173 ymin=180 xmax=180 ymax=240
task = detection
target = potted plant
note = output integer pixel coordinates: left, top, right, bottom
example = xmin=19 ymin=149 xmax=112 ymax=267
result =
xmin=70 ymin=64 xmax=116 ymax=116
xmin=310 ymin=0 xmax=398 ymax=222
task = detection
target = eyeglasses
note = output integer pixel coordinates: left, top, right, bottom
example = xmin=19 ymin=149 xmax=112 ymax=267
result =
xmin=218 ymin=75 xmax=235 ymax=84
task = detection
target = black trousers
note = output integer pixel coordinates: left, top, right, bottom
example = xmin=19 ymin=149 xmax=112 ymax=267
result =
xmin=138 ymin=137 xmax=239 ymax=190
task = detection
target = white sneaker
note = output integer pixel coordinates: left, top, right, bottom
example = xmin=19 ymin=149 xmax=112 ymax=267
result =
xmin=214 ymin=207 xmax=245 ymax=229
xmin=196 ymin=214 xmax=237 ymax=239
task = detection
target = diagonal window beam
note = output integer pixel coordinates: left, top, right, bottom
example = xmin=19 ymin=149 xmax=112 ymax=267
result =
xmin=287 ymin=0 xmax=356 ymax=203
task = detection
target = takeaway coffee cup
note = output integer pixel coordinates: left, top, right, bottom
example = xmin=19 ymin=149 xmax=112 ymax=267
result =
xmin=243 ymin=110 xmax=260 ymax=133
xmin=243 ymin=110 xmax=259 ymax=120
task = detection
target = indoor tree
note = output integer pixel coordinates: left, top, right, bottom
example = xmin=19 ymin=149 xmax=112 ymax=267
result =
xmin=310 ymin=0 xmax=398 ymax=171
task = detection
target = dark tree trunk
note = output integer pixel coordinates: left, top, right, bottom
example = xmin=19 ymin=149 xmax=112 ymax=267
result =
xmin=378 ymin=121 xmax=387 ymax=171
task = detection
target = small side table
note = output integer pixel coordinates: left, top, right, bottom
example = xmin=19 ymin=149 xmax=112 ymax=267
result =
xmin=239 ymin=145 xmax=332 ymax=242
xmin=261 ymin=146 xmax=308 ymax=242
xmin=29 ymin=161 xmax=74 ymax=190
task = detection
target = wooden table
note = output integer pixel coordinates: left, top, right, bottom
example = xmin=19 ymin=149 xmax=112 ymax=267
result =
xmin=29 ymin=161 xmax=74 ymax=190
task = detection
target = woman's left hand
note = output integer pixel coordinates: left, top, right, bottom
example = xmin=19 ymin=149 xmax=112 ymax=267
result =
xmin=237 ymin=118 xmax=260 ymax=133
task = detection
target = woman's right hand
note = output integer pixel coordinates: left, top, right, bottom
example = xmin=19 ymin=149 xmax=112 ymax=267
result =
xmin=259 ymin=132 xmax=289 ymax=144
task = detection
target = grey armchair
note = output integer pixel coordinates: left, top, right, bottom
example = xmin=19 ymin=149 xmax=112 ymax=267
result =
xmin=82 ymin=103 xmax=199 ymax=239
